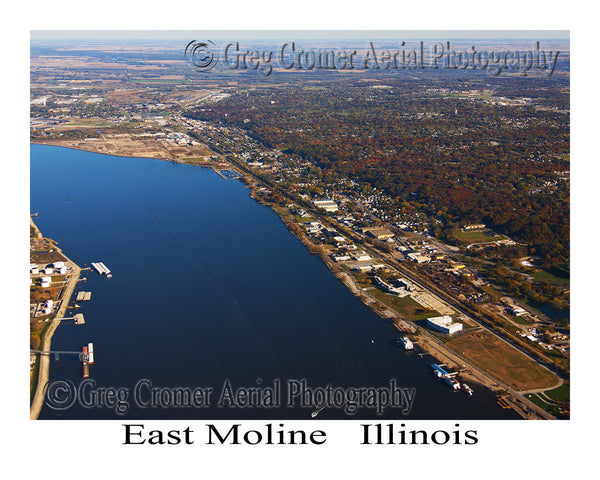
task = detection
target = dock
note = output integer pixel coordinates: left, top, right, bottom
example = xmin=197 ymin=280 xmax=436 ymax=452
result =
xmin=214 ymin=168 xmax=242 ymax=179
xmin=76 ymin=291 xmax=92 ymax=301
xmin=91 ymin=262 xmax=112 ymax=278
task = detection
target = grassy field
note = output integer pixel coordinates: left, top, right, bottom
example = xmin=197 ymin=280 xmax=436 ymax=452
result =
xmin=446 ymin=329 xmax=559 ymax=391
xmin=525 ymin=384 xmax=569 ymax=418
xmin=543 ymin=382 xmax=570 ymax=402
xmin=369 ymin=289 xmax=441 ymax=321
xmin=454 ymin=229 xmax=504 ymax=243
xmin=294 ymin=215 xmax=316 ymax=223
xmin=532 ymin=268 xmax=570 ymax=284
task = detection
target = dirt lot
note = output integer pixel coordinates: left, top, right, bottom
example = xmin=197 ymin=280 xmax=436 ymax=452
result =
xmin=30 ymin=237 xmax=68 ymax=265
xmin=35 ymin=134 xmax=214 ymax=161
xmin=446 ymin=329 xmax=559 ymax=391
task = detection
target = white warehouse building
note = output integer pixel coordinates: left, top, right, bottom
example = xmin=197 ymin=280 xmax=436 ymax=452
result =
xmin=426 ymin=315 xmax=463 ymax=335
xmin=313 ymin=199 xmax=339 ymax=212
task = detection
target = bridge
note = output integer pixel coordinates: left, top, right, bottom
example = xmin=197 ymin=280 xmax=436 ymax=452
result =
xmin=31 ymin=349 xmax=88 ymax=363
xmin=58 ymin=314 xmax=85 ymax=325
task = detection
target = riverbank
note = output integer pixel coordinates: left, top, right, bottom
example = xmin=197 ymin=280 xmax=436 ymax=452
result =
xmin=30 ymin=219 xmax=81 ymax=420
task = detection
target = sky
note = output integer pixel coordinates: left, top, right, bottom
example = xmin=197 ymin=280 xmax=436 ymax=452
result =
xmin=30 ymin=30 xmax=570 ymax=41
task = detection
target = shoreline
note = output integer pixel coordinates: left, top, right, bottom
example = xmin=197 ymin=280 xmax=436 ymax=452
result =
xmin=30 ymin=140 xmax=220 ymax=166
xmin=30 ymin=218 xmax=81 ymax=420
xmin=30 ymin=141 xmax=557 ymax=420
xmin=272 ymin=208 xmax=558 ymax=419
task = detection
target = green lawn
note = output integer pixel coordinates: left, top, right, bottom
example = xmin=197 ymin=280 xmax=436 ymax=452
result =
xmin=525 ymin=391 xmax=568 ymax=418
xmin=532 ymin=269 xmax=570 ymax=284
xmin=368 ymin=289 xmax=440 ymax=321
xmin=543 ymin=382 xmax=570 ymax=403
xmin=294 ymin=215 xmax=315 ymax=223
xmin=455 ymin=229 xmax=504 ymax=243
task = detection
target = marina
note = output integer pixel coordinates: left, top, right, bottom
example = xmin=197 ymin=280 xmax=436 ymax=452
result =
xmin=430 ymin=364 xmax=472 ymax=394
xmin=219 ymin=169 xmax=242 ymax=179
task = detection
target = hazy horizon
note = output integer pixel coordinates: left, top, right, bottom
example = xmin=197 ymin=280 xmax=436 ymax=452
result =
xmin=30 ymin=30 xmax=570 ymax=41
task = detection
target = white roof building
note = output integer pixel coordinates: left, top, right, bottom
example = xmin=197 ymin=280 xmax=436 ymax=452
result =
xmin=407 ymin=253 xmax=431 ymax=263
xmin=426 ymin=315 xmax=463 ymax=335
xmin=313 ymin=199 xmax=339 ymax=212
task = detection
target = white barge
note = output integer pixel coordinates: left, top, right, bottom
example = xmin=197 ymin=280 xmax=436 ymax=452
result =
xmin=91 ymin=262 xmax=112 ymax=278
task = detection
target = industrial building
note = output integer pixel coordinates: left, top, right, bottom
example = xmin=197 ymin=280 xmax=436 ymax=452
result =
xmin=346 ymin=261 xmax=387 ymax=272
xmin=353 ymin=252 xmax=372 ymax=261
xmin=303 ymin=221 xmax=323 ymax=234
xmin=507 ymin=305 xmax=527 ymax=316
xmin=364 ymin=227 xmax=395 ymax=240
xmin=373 ymin=276 xmax=406 ymax=295
xmin=426 ymin=315 xmax=463 ymax=335
xmin=407 ymin=252 xmax=431 ymax=263
xmin=313 ymin=199 xmax=339 ymax=212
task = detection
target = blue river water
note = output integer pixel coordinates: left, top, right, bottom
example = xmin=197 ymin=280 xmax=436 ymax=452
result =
xmin=31 ymin=144 xmax=519 ymax=420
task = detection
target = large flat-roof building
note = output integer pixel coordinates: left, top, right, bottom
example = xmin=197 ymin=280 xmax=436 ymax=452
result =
xmin=426 ymin=315 xmax=463 ymax=335
xmin=407 ymin=252 xmax=431 ymax=263
xmin=313 ymin=199 xmax=339 ymax=212
xmin=364 ymin=227 xmax=395 ymax=240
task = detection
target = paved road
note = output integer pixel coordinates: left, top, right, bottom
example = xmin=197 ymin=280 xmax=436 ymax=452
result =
xmin=30 ymin=264 xmax=81 ymax=420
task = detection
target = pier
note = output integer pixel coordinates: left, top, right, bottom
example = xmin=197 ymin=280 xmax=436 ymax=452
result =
xmin=32 ymin=342 xmax=93 ymax=379
xmin=76 ymin=291 xmax=92 ymax=301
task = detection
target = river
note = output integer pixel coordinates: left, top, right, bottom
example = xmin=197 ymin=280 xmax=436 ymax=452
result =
xmin=31 ymin=144 xmax=519 ymax=420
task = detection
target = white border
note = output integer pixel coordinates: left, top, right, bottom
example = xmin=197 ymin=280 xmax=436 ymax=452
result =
xmin=2 ymin=1 xmax=594 ymax=478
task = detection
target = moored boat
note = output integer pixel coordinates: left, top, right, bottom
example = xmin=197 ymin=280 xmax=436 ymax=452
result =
xmin=400 ymin=336 xmax=413 ymax=350
xmin=461 ymin=383 xmax=473 ymax=396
